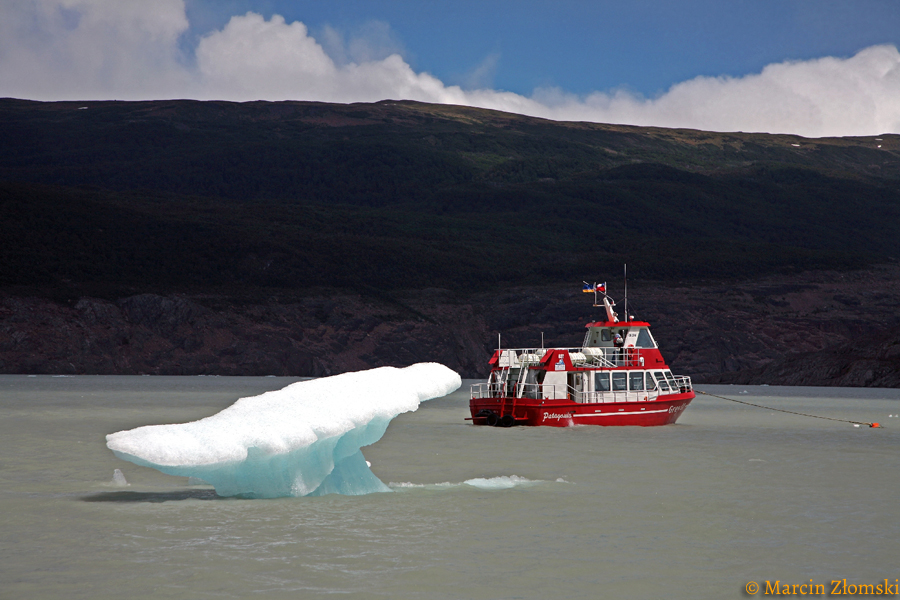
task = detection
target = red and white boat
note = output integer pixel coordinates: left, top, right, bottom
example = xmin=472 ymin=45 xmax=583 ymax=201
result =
xmin=469 ymin=282 xmax=694 ymax=427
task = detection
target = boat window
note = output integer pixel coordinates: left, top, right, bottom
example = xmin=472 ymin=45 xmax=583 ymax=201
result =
xmin=629 ymin=371 xmax=644 ymax=391
xmin=612 ymin=372 xmax=627 ymax=391
xmin=636 ymin=329 xmax=656 ymax=348
xmin=601 ymin=329 xmax=611 ymax=342
xmin=664 ymin=371 xmax=678 ymax=390
xmin=645 ymin=372 xmax=655 ymax=390
xmin=653 ymin=371 xmax=670 ymax=391
xmin=595 ymin=372 xmax=610 ymax=392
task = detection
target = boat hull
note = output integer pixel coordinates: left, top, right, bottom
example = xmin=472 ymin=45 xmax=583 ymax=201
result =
xmin=469 ymin=393 xmax=694 ymax=427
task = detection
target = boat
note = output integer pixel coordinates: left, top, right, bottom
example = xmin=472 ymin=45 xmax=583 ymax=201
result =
xmin=469 ymin=281 xmax=694 ymax=427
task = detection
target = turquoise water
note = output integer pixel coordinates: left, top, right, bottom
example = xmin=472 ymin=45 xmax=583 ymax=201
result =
xmin=1 ymin=375 xmax=898 ymax=599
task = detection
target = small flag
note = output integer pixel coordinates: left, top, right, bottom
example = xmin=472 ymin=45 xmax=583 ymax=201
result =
xmin=582 ymin=282 xmax=592 ymax=293
xmin=597 ymin=282 xmax=606 ymax=293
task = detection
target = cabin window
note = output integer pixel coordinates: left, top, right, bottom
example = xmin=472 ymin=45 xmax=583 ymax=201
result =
xmin=595 ymin=372 xmax=610 ymax=392
xmin=664 ymin=370 xmax=678 ymax=390
xmin=636 ymin=329 xmax=656 ymax=348
xmin=629 ymin=371 xmax=644 ymax=391
xmin=612 ymin=372 xmax=627 ymax=391
xmin=601 ymin=329 xmax=611 ymax=342
xmin=645 ymin=372 xmax=654 ymax=390
xmin=653 ymin=371 xmax=670 ymax=391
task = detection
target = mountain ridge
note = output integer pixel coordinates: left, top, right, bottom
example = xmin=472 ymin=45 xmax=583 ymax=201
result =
xmin=2 ymin=98 xmax=899 ymax=383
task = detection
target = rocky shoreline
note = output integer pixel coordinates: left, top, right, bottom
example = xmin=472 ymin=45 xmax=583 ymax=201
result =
xmin=2 ymin=265 xmax=899 ymax=386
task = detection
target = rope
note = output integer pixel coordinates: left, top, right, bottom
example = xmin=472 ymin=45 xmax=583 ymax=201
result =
xmin=696 ymin=390 xmax=882 ymax=428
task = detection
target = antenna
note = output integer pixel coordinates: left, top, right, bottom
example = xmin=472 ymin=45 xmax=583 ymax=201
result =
xmin=624 ymin=264 xmax=627 ymax=322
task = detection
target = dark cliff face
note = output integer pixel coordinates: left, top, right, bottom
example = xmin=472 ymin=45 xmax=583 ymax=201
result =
xmin=3 ymin=265 xmax=899 ymax=384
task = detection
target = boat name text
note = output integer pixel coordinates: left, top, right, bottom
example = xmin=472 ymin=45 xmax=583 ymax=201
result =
xmin=542 ymin=412 xmax=572 ymax=421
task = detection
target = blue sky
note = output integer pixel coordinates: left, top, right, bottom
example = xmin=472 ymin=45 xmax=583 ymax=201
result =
xmin=2 ymin=0 xmax=899 ymax=136
xmin=180 ymin=0 xmax=900 ymax=96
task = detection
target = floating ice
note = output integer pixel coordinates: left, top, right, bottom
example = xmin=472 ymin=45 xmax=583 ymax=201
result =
xmin=110 ymin=469 xmax=128 ymax=486
xmin=464 ymin=475 xmax=535 ymax=490
xmin=389 ymin=476 xmax=562 ymax=491
xmin=106 ymin=363 xmax=461 ymax=498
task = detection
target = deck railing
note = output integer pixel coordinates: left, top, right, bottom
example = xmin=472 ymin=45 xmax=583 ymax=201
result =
xmin=471 ymin=374 xmax=693 ymax=402
xmin=495 ymin=347 xmax=651 ymax=368
xmin=471 ymin=382 xmax=557 ymax=400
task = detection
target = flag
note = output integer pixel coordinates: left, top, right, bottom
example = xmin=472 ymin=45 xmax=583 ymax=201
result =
xmin=582 ymin=282 xmax=592 ymax=293
xmin=597 ymin=282 xmax=606 ymax=293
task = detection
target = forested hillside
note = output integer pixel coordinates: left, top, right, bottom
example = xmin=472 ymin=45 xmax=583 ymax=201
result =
xmin=1 ymin=98 xmax=898 ymax=299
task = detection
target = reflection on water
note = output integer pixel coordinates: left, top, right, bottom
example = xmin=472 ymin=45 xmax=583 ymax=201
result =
xmin=1 ymin=375 xmax=898 ymax=599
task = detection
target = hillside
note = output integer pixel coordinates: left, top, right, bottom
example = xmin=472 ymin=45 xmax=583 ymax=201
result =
xmin=1 ymin=98 xmax=899 ymax=382
xmin=2 ymin=98 xmax=900 ymax=296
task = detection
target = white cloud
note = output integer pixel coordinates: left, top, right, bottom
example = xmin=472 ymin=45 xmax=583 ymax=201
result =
xmin=1 ymin=2 xmax=898 ymax=137
xmin=546 ymin=45 xmax=900 ymax=137
xmin=460 ymin=53 xmax=500 ymax=90
xmin=0 ymin=0 xmax=192 ymax=100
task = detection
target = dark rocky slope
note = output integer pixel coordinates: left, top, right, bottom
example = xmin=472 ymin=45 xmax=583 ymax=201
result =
xmin=3 ymin=265 xmax=899 ymax=384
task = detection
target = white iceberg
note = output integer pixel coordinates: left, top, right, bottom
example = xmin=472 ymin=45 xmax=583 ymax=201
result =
xmin=106 ymin=363 xmax=461 ymax=498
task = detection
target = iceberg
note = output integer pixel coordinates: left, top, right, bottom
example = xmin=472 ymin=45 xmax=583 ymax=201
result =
xmin=106 ymin=363 xmax=461 ymax=498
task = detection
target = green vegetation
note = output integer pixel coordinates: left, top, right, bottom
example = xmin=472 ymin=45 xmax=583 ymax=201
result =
xmin=1 ymin=98 xmax=898 ymax=298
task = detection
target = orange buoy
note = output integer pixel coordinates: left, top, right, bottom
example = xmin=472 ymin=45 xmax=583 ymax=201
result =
xmin=870 ymin=423 xmax=881 ymax=428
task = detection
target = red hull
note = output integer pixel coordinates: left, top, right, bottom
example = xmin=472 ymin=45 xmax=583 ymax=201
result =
xmin=470 ymin=393 xmax=694 ymax=427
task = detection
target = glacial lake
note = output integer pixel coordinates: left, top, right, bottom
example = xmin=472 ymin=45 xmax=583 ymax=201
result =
xmin=1 ymin=375 xmax=898 ymax=599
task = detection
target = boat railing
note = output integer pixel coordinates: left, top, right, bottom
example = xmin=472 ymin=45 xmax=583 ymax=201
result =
xmin=494 ymin=347 xmax=650 ymax=369
xmin=472 ymin=379 xmax=693 ymax=402
xmin=574 ymin=388 xmax=659 ymax=403
xmin=471 ymin=382 xmax=555 ymax=400
xmin=672 ymin=375 xmax=693 ymax=393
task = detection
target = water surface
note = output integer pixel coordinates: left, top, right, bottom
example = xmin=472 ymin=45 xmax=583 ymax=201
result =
xmin=1 ymin=375 xmax=898 ymax=599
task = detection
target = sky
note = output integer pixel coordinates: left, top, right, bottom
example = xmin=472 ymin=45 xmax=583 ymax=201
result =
xmin=2 ymin=0 xmax=899 ymax=137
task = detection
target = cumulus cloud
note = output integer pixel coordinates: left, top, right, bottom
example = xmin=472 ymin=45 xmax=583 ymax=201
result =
xmin=1 ymin=1 xmax=899 ymax=137
xmin=317 ymin=20 xmax=405 ymax=66
xmin=0 ymin=0 xmax=193 ymax=99
xmin=537 ymin=45 xmax=900 ymax=137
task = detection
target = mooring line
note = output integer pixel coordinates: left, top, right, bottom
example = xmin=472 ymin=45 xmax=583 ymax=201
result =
xmin=696 ymin=390 xmax=882 ymax=428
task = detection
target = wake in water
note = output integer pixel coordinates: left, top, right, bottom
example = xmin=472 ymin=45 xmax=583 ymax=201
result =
xmin=106 ymin=364 xmax=461 ymax=498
